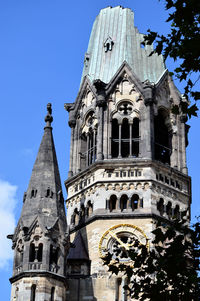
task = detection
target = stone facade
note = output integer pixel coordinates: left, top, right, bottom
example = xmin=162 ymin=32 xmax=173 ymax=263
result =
xmin=10 ymin=6 xmax=191 ymax=301
xmin=64 ymin=6 xmax=191 ymax=301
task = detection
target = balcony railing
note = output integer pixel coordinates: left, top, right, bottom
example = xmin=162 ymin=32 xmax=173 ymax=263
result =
xmin=28 ymin=262 xmax=42 ymax=270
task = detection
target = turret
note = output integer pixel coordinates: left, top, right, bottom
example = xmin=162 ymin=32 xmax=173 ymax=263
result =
xmin=9 ymin=104 xmax=69 ymax=301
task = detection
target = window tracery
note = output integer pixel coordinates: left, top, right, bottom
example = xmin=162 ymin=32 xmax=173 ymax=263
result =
xmin=111 ymin=101 xmax=139 ymax=158
xmin=81 ymin=111 xmax=98 ymax=167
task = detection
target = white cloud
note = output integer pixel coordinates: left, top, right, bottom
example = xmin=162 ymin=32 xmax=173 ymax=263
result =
xmin=0 ymin=179 xmax=17 ymax=269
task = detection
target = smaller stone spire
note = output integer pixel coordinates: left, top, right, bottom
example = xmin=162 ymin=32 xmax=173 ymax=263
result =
xmin=44 ymin=103 xmax=53 ymax=127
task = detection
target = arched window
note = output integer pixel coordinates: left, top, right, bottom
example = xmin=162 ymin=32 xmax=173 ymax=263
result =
xmin=154 ymin=110 xmax=172 ymax=164
xmin=50 ymin=245 xmax=59 ymax=272
xmin=79 ymin=205 xmax=85 ymax=223
xmin=111 ymin=115 xmax=140 ymax=158
xmin=86 ymin=201 xmax=93 ymax=217
xmin=30 ymin=284 xmax=36 ymax=301
xmin=131 ymin=194 xmax=139 ymax=210
xmin=166 ymin=202 xmax=172 ymax=219
xmin=120 ymin=195 xmax=128 ymax=211
xmin=87 ymin=129 xmax=97 ymax=165
xmin=174 ymin=205 xmax=180 ymax=220
xmin=80 ymin=112 xmax=97 ymax=168
xmin=37 ymin=243 xmax=43 ymax=262
xmin=50 ymin=287 xmax=55 ymax=301
xmin=116 ymin=278 xmax=122 ymax=301
xmin=29 ymin=243 xmax=36 ymax=262
xmin=157 ymin=198 xmax=164 ymax=216
xmin=109 ymin=195 xmax=117 ymax=211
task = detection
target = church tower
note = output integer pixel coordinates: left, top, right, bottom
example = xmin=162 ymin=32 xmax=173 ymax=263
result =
xmin=65 ymin=6 xmax=191 ymax=301
xmin=9 ymin=104 xmax=69 ymax=301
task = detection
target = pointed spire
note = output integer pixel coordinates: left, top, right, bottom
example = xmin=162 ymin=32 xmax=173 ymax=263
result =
xmin=19 ymin=103 xmax=65 ymax=229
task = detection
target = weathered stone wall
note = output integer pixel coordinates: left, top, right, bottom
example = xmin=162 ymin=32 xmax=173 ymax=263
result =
xmin=11 ymin=276 xmax=66 ymax=301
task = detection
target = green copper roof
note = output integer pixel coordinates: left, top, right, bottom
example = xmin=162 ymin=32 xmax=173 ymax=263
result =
xmin=81 ymin=6 xmax=166 ymax=85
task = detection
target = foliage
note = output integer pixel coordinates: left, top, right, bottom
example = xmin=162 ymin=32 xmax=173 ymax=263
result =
xmin=143 ymin=0 xmax=200 ymax=118
xmin=102 ymin=217 xmax=200 ymax=300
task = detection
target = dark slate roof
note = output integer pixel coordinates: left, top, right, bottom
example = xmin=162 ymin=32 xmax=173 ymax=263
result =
xmin=67 ymin=231 xmax=89 ymax=261
xmin=81 ymin=6 xmax=166 ymax=85
xmin=18 ymin=104 xmax=66 ymax=231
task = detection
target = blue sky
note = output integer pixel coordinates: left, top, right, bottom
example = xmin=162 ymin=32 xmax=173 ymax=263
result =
xmin=0 ymin=0 xmax=199 ymax=299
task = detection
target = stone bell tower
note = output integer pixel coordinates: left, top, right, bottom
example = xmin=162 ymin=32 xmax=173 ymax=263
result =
xmin=9 ymin=104 xmax=69 ymax=301
xmin=65 ymin=6 xmax=191 ymax=301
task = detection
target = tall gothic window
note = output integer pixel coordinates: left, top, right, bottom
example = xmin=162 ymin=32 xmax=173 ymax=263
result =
xmin=111 ymin=114 xmax=139 ymax=158
xmin=154 ymin=110 xmax=172 ymax=164
xmin=80 ymin=112 xmax=97 ymax=168
xmin=86 ymin=129 xmax=97 ymax=165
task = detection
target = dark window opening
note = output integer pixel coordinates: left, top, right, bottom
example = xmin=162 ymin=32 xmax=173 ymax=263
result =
xmin=50 ymin=287 xmax=55 ymax=301
xmin=79 ymin=205 xmax=85 ymax=223
xmin=87 ymin=129 xmax=97 ymax=166
xmin=116 ymin=278 xmax=122 ymax=301
xmin=132 ymin=118 xmax=139 ymax=157
xmin=37 ymin=243 xmax=43 ymax=262
xmin=120 ymin=195 xmax=128 ymax=211
xmin=174 ymin=205 xmax=180 ymax=219
xmin=131 ymin=194 xmax=139 ymax=210
xmin=157 ymin=198 xmax=164 ymax=216
xmin=50 ymin=245 xmax=59 ymax=266
xmin=86 ymin=201 xmax=93 ymax=217
xmin=30 ymin=284 xmax=36 ymax=301
xmin=166 ymin=202 xmax=172 ymax=219
xmin=29 ymin=243 xmax=36 ymax=262
xmin=121 ymin=119 xmax=130 ymax=158
xmin=154 ymin=111 xmax=171 ymax=164
xmin=111 ymin=119 xmax=119 ymax=158
xmin=109 ymin=195 xmax=117 ymax=211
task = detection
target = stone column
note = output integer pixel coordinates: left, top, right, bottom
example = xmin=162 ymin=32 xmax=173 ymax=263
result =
xmin=42 ymin=238 xmax=50 ymax=271
xmin=129 ymin=121 xmax=133 ymax=157
xmin=22 ymin=241 xmax=30 ymax=271
xmin=68 ymin=120 xmax=76 ymax=177
xmin=180 ymin=114 xmax=188 ymax=174
xmin=86 ymin=133 xmax=90 ymax=166
xmin=143 ymin=82 xmax=154 ymax=160
xmin=118 ymin=122 xmax=122 ymax=158
xmin=94 ymin=80 xmax=106 ymax=161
